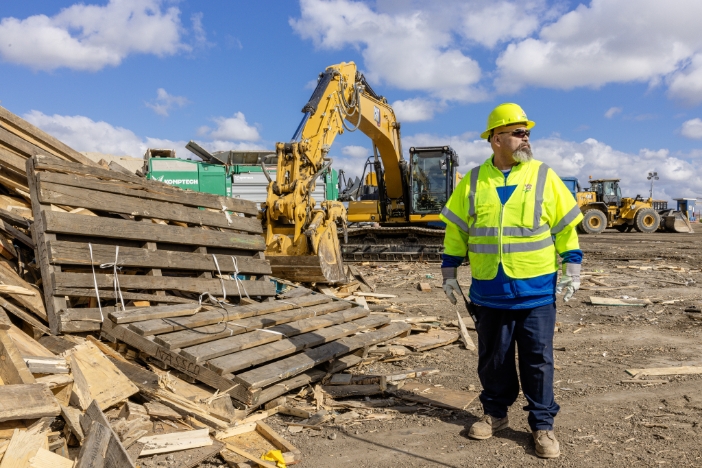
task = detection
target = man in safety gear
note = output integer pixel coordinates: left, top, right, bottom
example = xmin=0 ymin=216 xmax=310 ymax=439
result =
xmin=440 ymin=103 xmax=582 ymax=459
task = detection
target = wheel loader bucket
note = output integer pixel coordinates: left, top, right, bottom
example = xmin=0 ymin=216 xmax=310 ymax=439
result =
xmin=660 ymin=210 xmax=694 ymax=233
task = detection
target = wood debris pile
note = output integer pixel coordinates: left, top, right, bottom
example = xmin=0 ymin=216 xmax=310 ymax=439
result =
xmin=0 ymin=105 xmax=434 ymax=466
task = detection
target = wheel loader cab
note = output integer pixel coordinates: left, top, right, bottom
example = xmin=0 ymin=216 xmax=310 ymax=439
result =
xmin=589 ymin=179 xmax=622 ymax=206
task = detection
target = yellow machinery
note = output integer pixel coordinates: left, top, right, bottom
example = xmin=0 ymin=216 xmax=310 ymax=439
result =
xmin=262 ymin=62 xmax=460 ymax=282
xmin=576 ymin=178 xmax=691 ymax=234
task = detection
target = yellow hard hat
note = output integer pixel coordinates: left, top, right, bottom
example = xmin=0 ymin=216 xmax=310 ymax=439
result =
xmin=480 ymin=103 xmax=535 ymax=139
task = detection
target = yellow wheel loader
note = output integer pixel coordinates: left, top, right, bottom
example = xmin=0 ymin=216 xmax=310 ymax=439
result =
xmin=263 ymin=62 xmax=460 ymax=283
xmin=573 ymin=178 xmax=692 ymax=234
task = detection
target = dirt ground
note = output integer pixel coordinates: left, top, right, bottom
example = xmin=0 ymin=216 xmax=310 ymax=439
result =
xmin=251 ymin=229 xmax=702 ymax=467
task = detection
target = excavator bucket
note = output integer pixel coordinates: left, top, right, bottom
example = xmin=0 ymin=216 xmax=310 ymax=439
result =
xmin=266 ymin=223 xmax=347 ymax=284
xmin=660 ymin=210 xmax=694 ymax=233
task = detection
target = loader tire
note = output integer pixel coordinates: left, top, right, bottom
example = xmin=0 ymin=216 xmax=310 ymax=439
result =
xmin=580 ymin=209 xmax=607 ymax=234
xmin=634 ymin=208 xmax=660 ymax=233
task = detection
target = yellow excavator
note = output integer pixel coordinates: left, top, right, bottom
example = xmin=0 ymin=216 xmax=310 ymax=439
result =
xmin=262 ymin=62 xmax=460 ymax=283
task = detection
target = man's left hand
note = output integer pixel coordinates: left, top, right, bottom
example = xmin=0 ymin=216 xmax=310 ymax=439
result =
xmin=556 ymin=263 xmax=581 ymax=302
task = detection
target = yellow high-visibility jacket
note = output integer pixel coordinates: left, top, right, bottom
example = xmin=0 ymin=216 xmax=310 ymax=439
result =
xmin=440 ymin=157 xmax=582 ymax=280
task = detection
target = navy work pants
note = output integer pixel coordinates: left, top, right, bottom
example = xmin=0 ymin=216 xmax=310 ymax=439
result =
xmin=473 ymin=302 xmax=559 ymax=431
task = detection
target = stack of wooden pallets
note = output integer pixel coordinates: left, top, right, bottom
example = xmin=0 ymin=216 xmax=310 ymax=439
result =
xmin=0 ymin=106 xmax=102 ymax=337
xmin=100 ymin=291 xmax=410 ymax=407
xmin=26 ymin=153 xmax=276 ymax=334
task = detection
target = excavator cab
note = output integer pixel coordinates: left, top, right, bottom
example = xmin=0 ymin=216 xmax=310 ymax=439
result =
xmin=408 ymin=146 xmax=459 ymax=217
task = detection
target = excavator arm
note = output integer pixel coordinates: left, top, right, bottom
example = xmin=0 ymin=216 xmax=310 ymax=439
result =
xmin=263 ymin=61 xmax=405 ymax=283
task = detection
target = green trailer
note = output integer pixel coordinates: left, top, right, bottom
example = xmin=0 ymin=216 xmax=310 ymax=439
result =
xmin=145 ymin=144 xmax=338 ymax=204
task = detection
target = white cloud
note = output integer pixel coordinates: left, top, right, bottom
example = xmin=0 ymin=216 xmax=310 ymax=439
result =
xmin=341 ymin=145 xmax=370 ymax=158
xmin=0 ymin=0 xmax=195 ymax=72
xmin=290 ymin=0 xmax=484 ymax=102
xmin=23 ymin=111 xmax=266 ymax=159
xmin=681 ymin=118 xmax=702 ymax=140
xmin=460 ymin=0 xmax=544 ymax=49
xmin=667 ymin=54 xmax=702 ymax=105
xmin=200 ymin=112 xmax=260 ymax=141
xmin=391 ymin=98 xmax=441 ymax=122
xmin=604 ymin=107 xmax=622 ymax=119
xmin=146 ymin=88 xmax=189 ymax=117
xmin=495 ymin=0 xmax=702 ymax=94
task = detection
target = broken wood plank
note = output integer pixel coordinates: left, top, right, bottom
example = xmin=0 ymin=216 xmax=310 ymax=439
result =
xmin=589 ymin=296 xmax=650 ymax=306
xmin=172 ymin=441 xmax=224 ymax=468
xmin=323 ymin=384 xmax=384 ymax=398
xmin=0 ymin=219 xmax=33 ymax=248
xmin=0 ymin=428 xmax=48 ymax=468
xmin=144 ymin=401 xmax=181 ymax=420
xmin=455 ymin=311 xmax=476 ymax=351
xmin=79 ymin=400 xmax=135 ymax=467
xmin=0 ymin=384 xmax=60 ymax=422
xmin=60 ymin=405 xmax=84 ymax=443
xmin=393 ymin=329 xmax=459 ymax=352
xmin=75 ymin=420 xmax=111 ymax=468
xmin=68 ymin=342 xmax=139 ymax=411
xmin=48 ymin=240 xmax=271 ymax=274
xmin=28 ymin=447 xmax=73 ymax=468
xmin=353 ymin=292 xmax=396 ymax=298
xmin=625 ymin=366 xmax=702 ymax=377
xmin=0 ymin=329 xmax=36 ymax=384
xmin=236 ymin=322 xmax=411 ymax=389
xmin=109 ymin=303 xmax=201 ymax=324
xmin=0 ymin=298 xmax=50 ymax=335
xmin=0 ymin=262 xmax=47 ymax=320
xmin=394 ymin=383 xmax=478 ymax=411
xmin=23 ymin=356 xmax=69 ymax=374
xmin=5 ymin=325 xmax=53 ymax=357
xmin=138 ymin=429 xmax=212 ymax=456
xmin=220 ymin=443 xmax=279 ymax=468
xmin=35 ymin=374 xmax=73 ymax=389
xmin=37 ymin=335 xmax=75 ymax=355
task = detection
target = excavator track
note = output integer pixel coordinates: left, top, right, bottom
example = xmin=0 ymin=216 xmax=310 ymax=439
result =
xmin=340 ymin=225 xmax=446 ymax=262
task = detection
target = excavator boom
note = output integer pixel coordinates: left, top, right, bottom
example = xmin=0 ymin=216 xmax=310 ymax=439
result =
xmin=264 ymin=62 xmax=405 ymax=283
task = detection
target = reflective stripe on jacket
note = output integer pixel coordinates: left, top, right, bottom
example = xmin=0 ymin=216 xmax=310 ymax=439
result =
xmin=440 ymin=157 xmax=582 ymax=280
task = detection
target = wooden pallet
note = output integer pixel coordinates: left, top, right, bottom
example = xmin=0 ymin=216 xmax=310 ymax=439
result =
xmin=100 ymin=293 xmax=410 ymax=407
xmin=27 ymin=154 xmax=275 ymax=334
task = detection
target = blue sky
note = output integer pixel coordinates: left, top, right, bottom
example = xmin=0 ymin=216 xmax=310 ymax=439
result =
xmin=1 ymin=0 xmax=701 ymax=202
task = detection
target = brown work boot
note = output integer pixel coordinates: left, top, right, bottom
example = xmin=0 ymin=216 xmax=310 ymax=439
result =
xmin=533 ymin=430 xmax=560 ymax=458
xmin=468 ymin=414 xmax=509 ymax=440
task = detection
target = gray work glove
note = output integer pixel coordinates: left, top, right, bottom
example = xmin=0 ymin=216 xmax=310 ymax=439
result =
xmin=556 ymin=263 xmax=581 ymax=302
xmin=442 ymin=267 xmax=463 ymax=305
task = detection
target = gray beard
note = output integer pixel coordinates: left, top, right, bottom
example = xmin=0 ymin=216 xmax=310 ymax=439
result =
xmin=512 ymin=147 xmax=533 ymax=163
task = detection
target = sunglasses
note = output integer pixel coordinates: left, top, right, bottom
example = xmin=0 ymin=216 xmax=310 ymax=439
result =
xmin=497 ymin=128 xmax=530 ymax=138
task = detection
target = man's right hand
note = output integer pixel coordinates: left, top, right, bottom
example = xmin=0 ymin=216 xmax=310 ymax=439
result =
xmin=443 ymin=278 xmax=462 ymax=305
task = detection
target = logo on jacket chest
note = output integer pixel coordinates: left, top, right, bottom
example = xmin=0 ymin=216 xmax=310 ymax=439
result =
xmin=524 ymin=183 xmax=533 ymax=192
